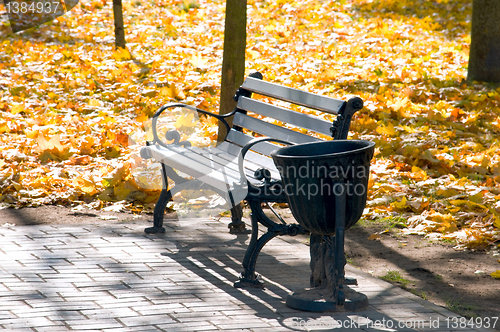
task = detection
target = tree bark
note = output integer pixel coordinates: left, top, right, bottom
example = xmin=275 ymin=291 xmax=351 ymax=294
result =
xmin=467 ymin=0 xmax=500 ymax=82
xmin=113 ymin=0 xmax=126 ymax=49
xmin=218 ymin=0 xmax=247 ymax=142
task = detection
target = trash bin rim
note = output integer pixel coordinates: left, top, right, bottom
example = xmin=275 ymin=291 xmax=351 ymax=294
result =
xmin=271 ymin=139 xmax=375 ymax=160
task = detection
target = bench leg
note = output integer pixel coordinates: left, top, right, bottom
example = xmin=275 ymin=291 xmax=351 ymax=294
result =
xmin=234 ymin=212 xmax=279 ymax=288
xmin=234 ymin=200 xmax=306 ymax=288
xmin=145 ymin=188 xmax=172 ymax=234
xmin=228 ymin=203 xmax=248 ymax=234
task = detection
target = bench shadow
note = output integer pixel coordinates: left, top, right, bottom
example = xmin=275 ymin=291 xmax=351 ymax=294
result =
xmin=0 ymin=208 xmax=487 ymax=331
xmin=145 ymin=221 xmax=440 ymax=331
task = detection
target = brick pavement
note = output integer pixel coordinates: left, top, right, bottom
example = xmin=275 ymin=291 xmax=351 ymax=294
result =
xmin=0 ymin=216 xmax=496 ymax=332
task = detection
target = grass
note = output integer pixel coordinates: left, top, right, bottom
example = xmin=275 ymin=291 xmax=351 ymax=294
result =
xmin=381 ymin=270 xmax=433 ymax=301
xmin=440 ymin=238 xmax=456 ymax=245
xmin=353 ymin=216 xmax=408 ymax=230
xmin=398 ymin=241 xmax=408 ymax=248
xmin=445 ymin=299 xmax=478 ymax=318
xmin=384 ymin=216 xmax=409 ymax=229
xmin=380 ymin=270 xmax=412 ymax=289
xmin=410 ymin=289 xmax=428 ymax=300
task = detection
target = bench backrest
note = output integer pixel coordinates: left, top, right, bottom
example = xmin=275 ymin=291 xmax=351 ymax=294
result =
xmin=224 ymin=74 xmax=362 ymax=156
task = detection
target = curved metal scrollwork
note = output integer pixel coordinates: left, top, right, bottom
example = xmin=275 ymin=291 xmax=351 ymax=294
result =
xmin=238 ymin=137 xmax=296 ymax=201
xmin=165 ymin=130 xmax=192 ymax=148
xmin=164 ymin=130 xmax=180 ymax=144
xmin=253 ymin=168 xmax=271 ymax=183
xmin=150 ymin=103 xmax=234 ymax=148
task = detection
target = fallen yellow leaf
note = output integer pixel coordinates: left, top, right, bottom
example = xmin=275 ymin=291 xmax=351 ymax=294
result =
xmin=112 ymin=47 xmax=132 ymax=61
xmin=409 ymin=166 xmax=428 ymax=181
xmin=160 ymin=86 xmax=174 ymax=98
xmin=449 ymin=199 xmax=487 ymax=211
xmin=491 ymin=270 xmax=500 ymax=279
xmin=493 ymin=215 xmax=500 ymax=229
xmin=189 ymin=54 xmax=209 ymax=69
xmin=392 ymin=196 xmax=407 ymax=209
xmin=376 ymin=123 xmax=397 ymax=136
xmin=25 ymin=129 xmax=39 ymax=139
xmin=436 ymin=188 xmax=459 ymax=198
xmin=88 ymin=98 xmax=102 ymax=107
xmin=73 ymin=177 xmax=99 ymax=195
xmin=175 ymin=111 xmax=197 ymax=129
xmin=35 ymin=134 xmax=71 ymax=161
xmin=0 ymin=122 xmax=9 ymax=133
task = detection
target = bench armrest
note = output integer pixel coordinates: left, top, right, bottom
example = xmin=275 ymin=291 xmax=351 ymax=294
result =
xmin=151 ymin=103 xmax=236 ymax=148
xmin=238 ymin=137 xmax=295 ymax=187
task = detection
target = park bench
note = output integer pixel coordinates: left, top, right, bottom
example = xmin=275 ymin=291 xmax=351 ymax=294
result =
xmin=140 ymin=72 xmax=364 ymax=287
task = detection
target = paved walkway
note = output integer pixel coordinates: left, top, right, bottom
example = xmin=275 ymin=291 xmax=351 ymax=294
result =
xmin=0 ymin=216 xmax=495 ymax=332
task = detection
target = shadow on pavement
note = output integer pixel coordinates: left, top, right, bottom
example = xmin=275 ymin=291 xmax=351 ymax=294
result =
xmin=0 ymin=209 xmax=486 ymax=331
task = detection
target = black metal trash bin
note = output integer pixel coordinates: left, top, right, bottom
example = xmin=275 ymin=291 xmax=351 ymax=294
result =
xmin=271 ymin=140 xmax=375 ymax=312
xmin=272 ymin=140 xmax=374 ymax=235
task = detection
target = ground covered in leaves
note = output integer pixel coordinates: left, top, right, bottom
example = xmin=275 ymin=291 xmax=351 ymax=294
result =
xmin=0 ymin=0 xmax=500 ymax=276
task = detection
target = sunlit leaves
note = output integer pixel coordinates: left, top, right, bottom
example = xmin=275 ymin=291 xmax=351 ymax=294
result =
xmin=0 ymin=0 xmax=498 ymax=247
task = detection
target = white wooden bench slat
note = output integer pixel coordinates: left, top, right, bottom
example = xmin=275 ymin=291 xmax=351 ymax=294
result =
xmin=162 ymin=144 xmax=246 ymax=183
xmin=225 ymin=130 xmax=279 ymax=156
xmin=156 ymin=144 xmax=278 ymax=189
xmin=233 ymin=113 xmax=321 ymax=145
xmin=237 ymin=96 xmax=333 ymax=136
xmin=192 ymin=146 xmax=280 ymax=177
xmin=147 ymin=145 xmax=242 ymax=193
xmin=240 ymin=76 xmax=345 ymax=115
xmin=189 ymin=146 xmax=280 ymax=181
xmin=210 ymin=141 xmax=240 ymax=156
xmin=214 ymin=142 xmax=280 ymax=173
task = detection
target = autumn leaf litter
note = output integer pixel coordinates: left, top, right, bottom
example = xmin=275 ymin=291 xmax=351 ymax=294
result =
xmin=0 ymin=0 xmax=499 ymax=250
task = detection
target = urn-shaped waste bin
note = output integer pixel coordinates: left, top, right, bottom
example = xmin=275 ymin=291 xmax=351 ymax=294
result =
xmin=271 ymin=140 xmax=375 ymax=312
xmin=272 ymin=140 xmax=374 ymax=234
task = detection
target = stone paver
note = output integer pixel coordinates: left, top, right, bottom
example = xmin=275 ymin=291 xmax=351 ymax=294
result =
xmin=0 ymin=216 xmax=496 ymax=332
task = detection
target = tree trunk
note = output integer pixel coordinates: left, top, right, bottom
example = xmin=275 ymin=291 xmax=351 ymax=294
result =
xmin=113 ymin=0 xmax=126 ymax=49
xmin=467 ymin=0 xmax=500 ymax=82
xmin=218 ymin=0 xmax=247 ymax=142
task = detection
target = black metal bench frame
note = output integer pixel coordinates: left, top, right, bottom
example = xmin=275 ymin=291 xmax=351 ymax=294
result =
xmin=140 ymin=72 xmax=363 ymax=288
